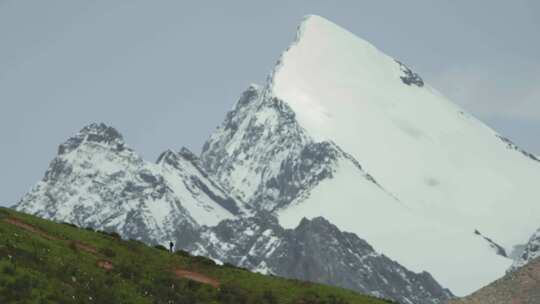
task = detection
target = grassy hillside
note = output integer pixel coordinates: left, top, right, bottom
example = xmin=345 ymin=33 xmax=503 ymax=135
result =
xmin=0 ymin=207 xmax=395 ymax=304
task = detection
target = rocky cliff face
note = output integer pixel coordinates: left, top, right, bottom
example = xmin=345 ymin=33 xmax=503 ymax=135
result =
xmin=201 ymin=85 xmax=384 ymax=213
xmin=191 ymin=214 xmax=452 ymax=304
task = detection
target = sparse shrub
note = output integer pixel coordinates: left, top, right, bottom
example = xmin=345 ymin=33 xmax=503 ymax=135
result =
xmin=128 ymin=238 xmax=145 ymax=246
xmin=97 ymin=230 xmax=108 ymax=236
xmin=61 ymin=222 xmax=78 ymax=228
xmin=174 ymin=249 xmax=191 ymax=257
xmin=222 ymin=262 xmax=249 ymax=271
xmin=116 ymin=259 xmax=143 ymax=280
xmin=292 ymin=292 xmax=349 ymax=304
xmin=154 ymin=245 xmax=168 ymax=251
xmin=191 ymin=255 xmax=216 ymax=266
xmin=8 ymin=246 xmax=41 ymax=268
xmin=2 ymin=265 xmax=15 ymax=276
xmin=260 ymin=290 xmax=277 ymax=304
xmin=0 ymin=208 xmax=10 ymax=216
xmin=218 ymin=283 xmax=249 ymax=304
xmin=86 ymin=276 xmax=121 ymax=304
xmin=84 ymin=227 xmax=95 ymax=232
xmin=45 ymin=291 xmax=73 ymax=304
xmin=147 ymin=273 xmax=200 ymax=303
xmin=97 ymin=230 xmax=121 ymax=239
xmin=107 ymin=231 xmax=122 ymax=239
xmin=0 ymin=274 xmax=36 ymax=302
xmin=99 ymin=247 xmax=116 ymax=258
xmin=324 ymin=295 xmax=349 ymax=304
xmin=124 ymin=239 xmax=144 ymax=253
xmin=68 ymin=241 xmax=79 ymax=252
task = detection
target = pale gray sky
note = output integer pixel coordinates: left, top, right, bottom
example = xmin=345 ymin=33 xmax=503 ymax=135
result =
xmin=1 ymin=0 xmax=539 ymax=206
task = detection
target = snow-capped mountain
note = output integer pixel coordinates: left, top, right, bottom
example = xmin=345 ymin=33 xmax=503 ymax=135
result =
xmin=14 ymin=123 xmax=451 ymax=303
xmin=201 ymin=15 xmax=540 ymax=295
xmin=15 ymin=123 xmax=241 ymax=247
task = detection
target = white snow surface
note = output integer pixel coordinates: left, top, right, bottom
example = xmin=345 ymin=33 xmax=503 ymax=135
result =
xmin=270 ymin=15 xmax=540 ymax=295
xmin=158 ymin=150 xmax=237 ymax=226
xmin=16 ymin=125 xmax=237 ymax=243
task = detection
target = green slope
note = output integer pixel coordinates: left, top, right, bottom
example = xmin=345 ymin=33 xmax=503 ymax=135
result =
xmin=0 ymin=207 xmax=395 ymax=304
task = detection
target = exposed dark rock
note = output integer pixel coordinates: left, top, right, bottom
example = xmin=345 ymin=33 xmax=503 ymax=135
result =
xmin=200 ymin=86 xmax=380 ymax=212
xmin=395 ymin=60 xmax=424 ymax=87
xmin=58 ymin=123 xmax=126 ymax=155
xmin=474 ymin=229 xmax=508 ymax=258
xmin=496 ymin=134 xmax=540 ymax=162
xmin=190 ymin=214 xmax=453 ymax=304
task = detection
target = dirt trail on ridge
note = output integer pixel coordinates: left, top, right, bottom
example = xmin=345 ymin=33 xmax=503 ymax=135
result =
xmin=3 ymin=217 xmax=98 ymax=254
xmin=2 ymin=217 xmax=222 ymax=284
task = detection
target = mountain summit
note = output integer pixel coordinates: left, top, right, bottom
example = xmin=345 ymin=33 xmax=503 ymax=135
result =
xmin=201 ymin=15 xmax=540 ymax=295
xmin=58 ymin=122 xmax=126 ymax=155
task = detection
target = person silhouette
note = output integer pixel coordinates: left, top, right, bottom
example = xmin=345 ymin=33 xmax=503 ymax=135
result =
xmin=169 ymin=241 xmax=174 ymax=253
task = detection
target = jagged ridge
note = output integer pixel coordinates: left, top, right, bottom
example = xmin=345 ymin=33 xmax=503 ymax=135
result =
xmin=190 ymin=214 xmax=452 ymax=304
xmin=15 ymin=123 xmax=240 ymax=248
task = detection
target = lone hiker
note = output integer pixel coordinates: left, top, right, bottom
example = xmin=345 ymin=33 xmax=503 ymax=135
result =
xmin=169 ymin=241 xmax=174 ymax=253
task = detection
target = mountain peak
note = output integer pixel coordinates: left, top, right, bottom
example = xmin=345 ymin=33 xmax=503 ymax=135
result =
xmin=298 ymin=14 xmax=340 ymax=31
xmin=178 ymin=147 xmax=198 ymax=161
xmin=156 ymin=149 xmax=176 ymax=164
xmin=297 ymin=14 xmax=330 ymax=31
xmin=201 ymin=14 xmax=540 ymax=296
xmin=284 ymin=14 xmax=379 ymax=60
xmin=157 ymin=147 xmax=200 ymax=167
xmin=80 ymin=122 xmax=122 ymax=138
xmin=58 ymin=123 xmax=126 ymax=154
xmin=268 ymin=14 xmax=406 ymax=111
